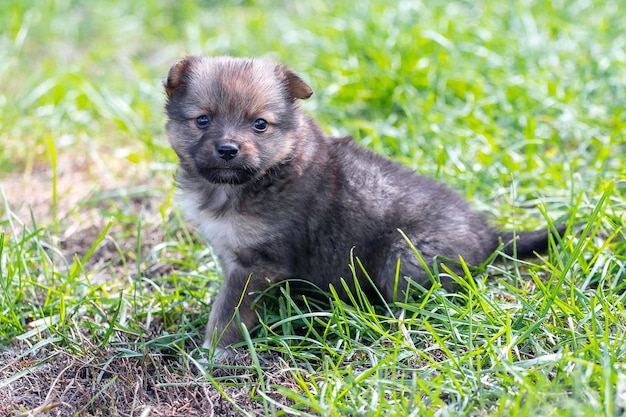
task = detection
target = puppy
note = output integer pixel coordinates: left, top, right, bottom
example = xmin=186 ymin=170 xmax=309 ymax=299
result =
xmin=163 ymin=56 xmax=563 ymax=354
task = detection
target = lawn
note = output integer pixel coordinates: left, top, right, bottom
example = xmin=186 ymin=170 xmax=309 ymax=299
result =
xmin=1 ymin=0 xmax=625 ymax=416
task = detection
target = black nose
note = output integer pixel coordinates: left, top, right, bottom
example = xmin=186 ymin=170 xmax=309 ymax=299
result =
xmin=216 ymin=143 xmax=239 ymax=161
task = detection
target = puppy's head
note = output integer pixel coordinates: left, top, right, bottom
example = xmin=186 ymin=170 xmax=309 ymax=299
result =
xmin=164 ymin=56 xmax=313 ymax=185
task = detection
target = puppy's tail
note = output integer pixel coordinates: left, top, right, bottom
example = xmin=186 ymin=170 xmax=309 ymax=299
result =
xmin=497 ymin=224 xmax=566 ymax=258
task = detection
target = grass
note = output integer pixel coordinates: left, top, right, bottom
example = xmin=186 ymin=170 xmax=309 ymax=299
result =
xmin=1 ymin=0 xmax=625 ymax=415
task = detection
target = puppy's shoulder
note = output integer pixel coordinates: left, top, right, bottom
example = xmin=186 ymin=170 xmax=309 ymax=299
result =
xmin=329 ymin=137 xmax=463 ymax=203
xmin=331 ymin=137 xmax=413 ymax=176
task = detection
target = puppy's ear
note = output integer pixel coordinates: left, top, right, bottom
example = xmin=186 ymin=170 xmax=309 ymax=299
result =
xmin=164 ymin=56 xmax=196 ymax=98
xmin=278 ymin=65 xmax=313 ymax=100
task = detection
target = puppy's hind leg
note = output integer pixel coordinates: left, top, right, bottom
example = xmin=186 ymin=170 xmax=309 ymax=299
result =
xmin=376 ymin=239 xmax=463 ymax=301
xmin=376 ymin=243 xmax=441 ymax=303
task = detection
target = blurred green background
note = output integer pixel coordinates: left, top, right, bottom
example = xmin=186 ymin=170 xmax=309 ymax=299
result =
xmin=2 ymin=0 xmax=623 ymax=210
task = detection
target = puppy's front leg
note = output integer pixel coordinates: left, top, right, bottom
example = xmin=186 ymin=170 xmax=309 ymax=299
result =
xmin=202 ymin=268 xmax=267 ymax=354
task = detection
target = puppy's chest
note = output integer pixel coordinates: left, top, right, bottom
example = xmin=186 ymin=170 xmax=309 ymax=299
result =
xmin=180 ymin=188 xmax=269 ymax=257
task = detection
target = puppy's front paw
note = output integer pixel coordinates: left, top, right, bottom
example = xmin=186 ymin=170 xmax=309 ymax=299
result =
xmin=200 ymin=339 xmax=238 ymax=364
xmin=211 ymin=346 xmax=237 ymax=363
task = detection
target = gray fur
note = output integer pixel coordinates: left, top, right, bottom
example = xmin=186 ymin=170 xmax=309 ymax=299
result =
xmin=163 ymin=56 xmax=563 ymax=351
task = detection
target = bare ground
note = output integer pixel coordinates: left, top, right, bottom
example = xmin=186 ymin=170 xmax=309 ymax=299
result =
xmin=0 ymin=340 xmax=301 ymax=416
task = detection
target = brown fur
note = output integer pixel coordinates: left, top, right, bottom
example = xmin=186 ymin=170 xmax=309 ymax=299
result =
xmin=163 ymin=56 xmax=564 ymax=353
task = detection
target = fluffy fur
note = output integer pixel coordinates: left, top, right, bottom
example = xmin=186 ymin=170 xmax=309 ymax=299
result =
xmin=163 ymin=56 xmax=563 ymax=352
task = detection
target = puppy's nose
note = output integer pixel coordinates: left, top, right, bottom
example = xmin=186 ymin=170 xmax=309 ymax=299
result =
xmin=216 ymin=143 xmax=239 ymax=161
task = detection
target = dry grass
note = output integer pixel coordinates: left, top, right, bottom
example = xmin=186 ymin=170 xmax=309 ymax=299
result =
xmin=0 ymin=338 xmax=304 ymax=416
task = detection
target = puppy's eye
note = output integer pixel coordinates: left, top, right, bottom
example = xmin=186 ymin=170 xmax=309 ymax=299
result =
xmin=195 ymin=115 xmax=210 ymax=129
xmin=252 ymin=118 xmax=269 ymax=132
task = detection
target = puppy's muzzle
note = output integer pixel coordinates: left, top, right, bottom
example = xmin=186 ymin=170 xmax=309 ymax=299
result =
xmin=216 ymin=143 xmax=239 ymax=161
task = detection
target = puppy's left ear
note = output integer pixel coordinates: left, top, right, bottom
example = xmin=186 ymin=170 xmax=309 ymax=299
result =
xmin=164 ymin=56 xmax=197 ymax=98
xmin=278 ymin=65 xmax=313 ymax=100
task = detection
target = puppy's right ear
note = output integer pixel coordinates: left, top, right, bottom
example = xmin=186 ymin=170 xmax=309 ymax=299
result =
xmin=164 ymin=56 xmax=195 ymax=98
xmin=277 ymin=65 xmax=314 ymax=101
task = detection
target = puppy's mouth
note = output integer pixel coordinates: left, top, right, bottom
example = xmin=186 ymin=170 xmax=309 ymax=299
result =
xmin=196 ymin=166 xmax=259 ymax=185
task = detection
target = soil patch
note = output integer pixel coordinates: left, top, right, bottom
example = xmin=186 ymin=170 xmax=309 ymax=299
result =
xmin=0 ymin=341 xmax=300 ymax=416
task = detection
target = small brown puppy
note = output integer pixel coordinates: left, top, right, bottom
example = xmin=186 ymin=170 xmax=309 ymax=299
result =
xmin=163 ymin=56 xmax=562 ymax=355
